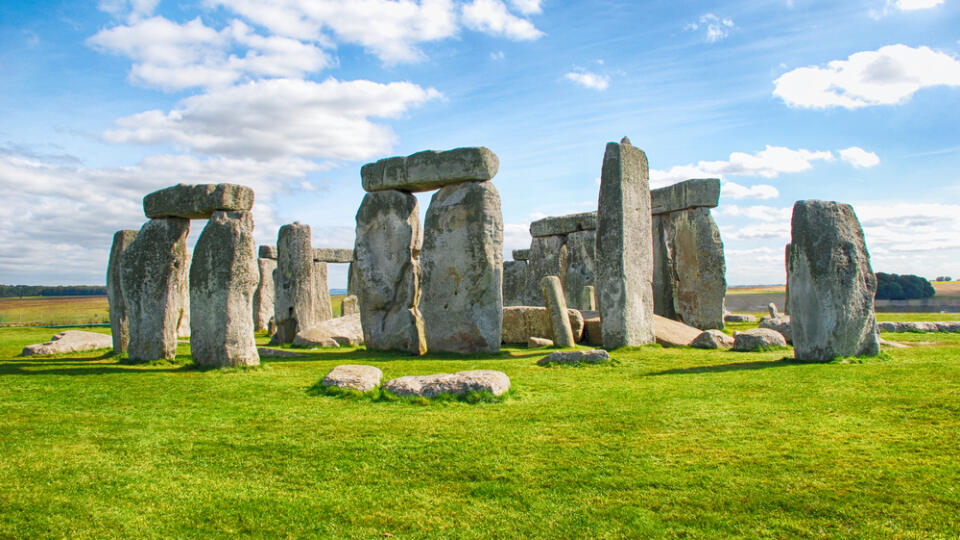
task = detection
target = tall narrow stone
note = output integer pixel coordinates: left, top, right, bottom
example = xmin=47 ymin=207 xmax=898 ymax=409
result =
xmin=354 ymin=190 xmax=426 ymax=354
xmin=176 ymin=253 xmax=191 ymax=338
xmin=525 ymin=235 xmax=567 ymax=306
xmin=581 ymin=285 xmax=597 ymax=311
xmin=313 ymin=260 xmax=334 ymax=321
xmin=787 ymin=200 xmax=879 ymax=361
xmin=596 ymin=137 xmax=655 ymax=348
xmin=341 ymin=295 xmax=359 ymax=316
xmin=120 ymin=218 xmax=190 ymax=362
xmin=106 ymin=229 xmax=138 ymax=354
xmin=190 ymin=211 xmax=260 ymax=367
xmin=541 ymin=275 xmax=575 ymax=347
xmin=421 ymin=181 xmax=503 ymax=353
xmin=253 ymin=257 xmax=277 ymax=331
xmin=564 ymin=229 xmax=596 ymax=309
xmin=503 ymin=260 xmax=528 ymax=306
xmin=273 ymin=223 xmax=318 ymax=344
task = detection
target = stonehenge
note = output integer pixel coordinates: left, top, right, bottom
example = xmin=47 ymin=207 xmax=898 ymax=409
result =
xmin=540 ymin=275 xmax=575 ymax=347
xmin=253 ymin=248 xmax=277 ymax=332
xmin=107 ymin=229 xmax=137 ymax=353
xmin=273 ymin=223 xmax=319 ymax=345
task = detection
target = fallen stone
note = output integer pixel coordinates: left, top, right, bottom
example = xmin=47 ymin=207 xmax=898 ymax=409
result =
xmin=537 ymin=349 xmax=610 ymax=366
xmin=253 ymin=257 xmax=277 ymax=332
xmin=691 ymin=329 xmax=735 ymax=349
xmin=528 ymin=337 xmax=553 ymax=348
xmin=650 ymin=178 xmax=720 ymax=215
xmin=525 ymin=235 xmax=567 ymax=306
xmin=512 ymin=249 xmax=531 ymax=261
xmin=21 ymin=331 xmax=112 ymax=356
xmin=503 ymin=260 xmax=528 ymax=307
xmin=293 ymin=313 xmax=364 ymax=347
xmin=322 ymin=365 xmax=383 ymax=392
xmin=143 ymin=183 xmax=254 ymax=219
xmin=733 ymin=328 xmax=787 ymax=352
xmin=341 ymin=295 xmax=359 ymax=316
xmin=759 ymin=315 xmax=793 ymax=343
xmin=273 ymin=223 xmax=319 ymax=344
xmin=258 ymin=245 xmax=277 ymax=259
xmin=541 ymin=275 xmax=575 ymax=347
xmin=530 ymin=211 xmax=597 ymax=237
xmin=878 ymin=321 xmax=959 ymax=333
xmin=938 ymin=322 xmax=960 ymax=332
xmin=501 ymin=306 xmax=584 ymax=344
xmin=361 ymin=147 xmax=499 ymax=193
xmin=384 ymin=370 xmax=510 ymax=398
xmin=724 ymin=313 xmax=757 ymax=323
xmin=563 ymin=230 xmax=596 ymax=310
xmin=257 ymin=347 xmax=309 ymax=358
xmin=107 ymin=229 xmax=138 ymax=354
xmin=653 ymin=314 xmax=703 ymax=347
xmin=313 ymin=248 xmax=353 ymax=264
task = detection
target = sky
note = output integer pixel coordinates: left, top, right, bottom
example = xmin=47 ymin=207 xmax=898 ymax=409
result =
xmin=1 ymin=0 xmax=958 ymax=288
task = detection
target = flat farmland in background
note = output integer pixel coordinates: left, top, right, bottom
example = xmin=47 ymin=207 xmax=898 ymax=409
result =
xmin=0 ymin=296 xmax=109 ymax=326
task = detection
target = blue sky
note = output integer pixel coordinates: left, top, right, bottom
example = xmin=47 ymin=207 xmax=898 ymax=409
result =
xmin=1 ymin=0 xmax=958 ymax=288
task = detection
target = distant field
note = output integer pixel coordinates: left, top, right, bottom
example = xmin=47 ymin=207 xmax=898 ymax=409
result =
xmin=0 ymin=296 xmax=109 ymax=326
xmin=728 ymin=281 xmax=960 ymax=296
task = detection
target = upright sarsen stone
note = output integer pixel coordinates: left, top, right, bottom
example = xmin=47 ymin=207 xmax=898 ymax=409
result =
xmin=525 ymin=235 xmax=567 ymax=306
xmin=253 ymin=257 xmax=277 ymax=331
xmin=107 ymin=229 xmax=138 ymax=353
xmin=421 ymin=181 xmax=503 ymax=353
xmin=273 ymin=223 xmax=318 ymax=344
xmin=190 ymin=211 xmax=260 ymax=367
xmin=120 ymin=218 xmax=190 ymax=361
xmin=564 ymin=230 xmax=596 ymax=310
xmin=540 ymin=275 xmax=575 ymax=347
xmin=354 ymin=190 xmax=426 ymax=355
xmin=313 ymin=261 xmax=334 ymax=322
xmin=787 ymin=200 xmax=880 ymax=361
xmin=503 ymin=260 xmax=527 ymax=306
xmin=596 ymin=137 xmax=655 ymax=348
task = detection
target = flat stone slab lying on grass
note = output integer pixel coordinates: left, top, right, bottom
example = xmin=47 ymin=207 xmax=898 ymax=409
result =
xmin=653 ymin=314 xmax=703 ymax=347
xmin=691 ymin=329 xmax=735 ymax=349
xmin=528 ymin=337 xmax=553 ymax=348
xmin=759 ymin=315 xmax=792 ymax=343
xmin=293 ymin=313 xmax=364 ymax=347
xmin=724 ymin=313 xmax=757 ymax=323
xmin=322 ymin=365 xmax=383 ymax=393
xmin=537 ymin=349 xmax=610 ymax=366
xmin=878 ymin=321 xmax=960 ymax=333
xmin=384 ymin=370 xmax=510 ymax=398
xmin=256 ymin=347 xmax=310 ymax=358
xmin=361 ymin=147 xmax=499 ymax=193
xmin=21 ymin=331 xmax=112 ymax=356
xmin=143 ymin=183 xmax=254 ymax=219
xmin=733 ymin=328 xmax=787 ymax=352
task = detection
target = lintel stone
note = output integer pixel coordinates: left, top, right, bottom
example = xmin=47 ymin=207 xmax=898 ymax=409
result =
xmin=530 ymin=211 xmax=597 ymax=237
xmin=512 ymin=249 xmax=531 ymax=261
xmin=259 ymin=245 xmax=277 ymax=259
xmin=143 ymin=183 xmax=254 ymax=219
xmin=361 ymin=147 xmax=499 ymax=193
xmin=313 ymin=248 xmax=354 ymax=263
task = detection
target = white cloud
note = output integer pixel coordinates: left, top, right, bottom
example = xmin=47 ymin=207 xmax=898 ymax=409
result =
xmin=721 ymin=182 xmax=780 ymax=200
xmin=104 ymin=78 xmax=442 ymax=161
xmin=564 ymin=69 xmax=609 ymax=91
xmin=461 ymin=0 xmax=544 ymax=40
xmin=509 ymin=0 xmax=542 ymax=14
xmin=774 ymin=44 xmax=960 ymax=109
xmin=490 ymin=50 xmax=505 ymax=60
xmin=650 ymin=145 xmax=837 ymax=188
xmin=894 ymin=0 xmax=944 ymax=9
xmin=686 ymin=13 xmax=735 ymax=43
xmin=838 ymin=146 xmax=880 ymax=168
xmin=503 ymin=223 xmax=533 ymax=259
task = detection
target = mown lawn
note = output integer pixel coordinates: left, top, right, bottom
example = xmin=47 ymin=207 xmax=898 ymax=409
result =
xmin=1 ymin=325 xmax=958 ymax=538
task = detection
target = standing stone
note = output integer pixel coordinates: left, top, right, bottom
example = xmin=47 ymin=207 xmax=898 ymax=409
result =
xmin=503 ymin=260 xmax=528 ymax=306
xmin=176 ymin=253 xmax=191 ymax=338
xmin=421 ymin=181 xmax=503 ymax=353
xmin=107 ymin=230 xmax=138 ymax=354
xmin=190 ymin=211 xmax=260 ymax=367
xmin=540 ymin=275 xmax=575 ymax=347
xmin=313 ymin=260 xmax=334 ymax=322
xmin=596 ymin=137 xmax=655 ymax=348
xmin=273 ymin=223 xmax=318 ymax=344
xmin=341 ymin=295 xmax=359 ymax=316
xmin=581 ymin=285 xmax=597 ymax=311
xmin=564 ymin=229 xmax=597 ymax=309
xmin=253 ymin=257 xmax=277 ymax=331
xmin=354 ymin=190 xmax=426 ymax=355
xmin=120 ymin=218 xmax=190 ymax=362
xmin=525 ymin=235 xmax=567 ymax=306
xmin=347 ymin=262 xmax=359 ymax=297
xmin=787 ymin=200 xmax=880 ymax=361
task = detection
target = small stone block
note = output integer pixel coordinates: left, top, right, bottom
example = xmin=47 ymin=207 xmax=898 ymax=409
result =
xmin=259 ymin=245 xmax=278 ymax=259
xmin=313 ymin=248 xmax=354 ymax=263
xmin=512 ymin=249 xmax=531 ymax=261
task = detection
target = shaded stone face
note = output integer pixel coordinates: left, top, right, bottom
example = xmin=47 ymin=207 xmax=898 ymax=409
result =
xmin=501 ymin=306 xmax=584 ymax=344
xmin=596 ymin=138 xmax=655 ymax=348
xmin=253 ymin=258 xmax=277 ymax=331
xmin=525 ymin=235 xmax=567 ymax=306
xmin=107 ymin=229 xmax=138 ymax=353
xmin=502 ymin=260 xmax=527 ymax=307
xmin=650 ymin=178 xmax=720 ymax=215
xmin=341 ymin=295 xmax=359 ymax=316
xmin=512 ymin=249 xmax=531 ymax=261
xmin=563 ymin=230 xmax=596 ymax=310
xmin=120 ymin=217 xmax=190 ymax=362
xmin=190 ymin=211 xmax=260 ymax=367
xmin=540 ymin=275 xmax=575 ymax=347
xmin=273 ymin=222 xmax=318 ymax=344
xmin=258 ymin=245 xmax=278 ymax=259
xmin=354 ymin=190 xmax=426 ymax=355
xmin=143 ymin=183 xmax=254 ymax=219
xmin=420 ymin=181 xmax=503 ymax=353
xmin=176 ymin=253 xmax=191 ymax=339
xmin=312 ymin=248 xmax=353 ymax=263
xmin=313 ymin=261 xmax=333 ymax=322
xmin=787 ymin=200 xmax=879 ymax=361
xmin=361 ymin=147 xmax=499 ymax=193
xmin=529 ymin=211 xmax=597 ymax=237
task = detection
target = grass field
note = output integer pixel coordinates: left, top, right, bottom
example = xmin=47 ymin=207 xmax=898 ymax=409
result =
xmin=0 ymin=296 xmax=109 ymax=326
xmin=1 ymin=321 xmax=959 ymax=538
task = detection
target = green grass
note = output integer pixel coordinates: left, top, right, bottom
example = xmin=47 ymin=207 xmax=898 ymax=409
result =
xmin=1 ymin=326 xmax=959 ymax=538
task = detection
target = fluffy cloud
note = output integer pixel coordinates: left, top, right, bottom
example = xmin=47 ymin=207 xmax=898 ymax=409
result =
xmin=685 ymin=13 xmax=735 ymax=43
xmin=774 ymin=45 xmax=960 ymax=109
xmin=838 ymin=147 xmax=881 ymax=168
xmin=461 ymin=0 xmax=544 ymax=40
xmin=104 ymin=78 xmax=442 ymax=161
xmin=564 ymin=69 xmax=610 ymax=91
xmin=893 ymin=0 xmax=944 ymax=9
xmin=509 ymin=0 xmax=542 ymax=14
xmin=650 ymin=145 xmax=838 ymax=188
xmin=721 ymin=182 xmax=780 ymax=200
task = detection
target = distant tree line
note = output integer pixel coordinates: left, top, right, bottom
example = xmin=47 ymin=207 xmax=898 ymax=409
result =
xmin=934 ymin=276 xmax=954 ymax=282
xmin=875 ymin=273 xmax=935 ymax=300
xmin=0 ymin=285 xmax=107 ymax=298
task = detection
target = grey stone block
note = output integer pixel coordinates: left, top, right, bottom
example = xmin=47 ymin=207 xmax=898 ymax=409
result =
xmin=361 ymin=147 xmax=499 ymax=193
xmin=143 ymin=183 xmax=254 ymax=219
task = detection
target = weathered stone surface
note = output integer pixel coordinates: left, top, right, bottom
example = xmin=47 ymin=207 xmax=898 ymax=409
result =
xmin=354 ymin=190 xmax=426 ymax=355
xmin=537 ymin=349 xmax=610 ymax=366
xmin=530 ymin=212 xmax=597 ymax=237
xmin=724 ymin=313 xmax=757 ymax=323
xmin=650 ymin=178 xmax=720 ymax=215
xmin=273 ymin=223 xmax=319 ymax=344
xmin=581 ymin=286 xmax=597 ymax=311
xmin=878 ymin=321 xmax=960 ymax=333
xmin=121 ymin=217 xmax=190 ymax=362
xmin=768 ymin=303 xmax=780 ymax=318
xmin=189 ymin=211 xmax=259 ymax=367
xmin=384 ymin=370 xmax=510 ymax=397
xmin=501 ymin=306 xmax=584 ymax=344
xmin=653 ymin=314 xmax=702 ymax=347
xmin=580 ymin=310 xmax=602 ymax=346
xmin=253 ymin=258 xmax=277 ymax=331
xmin=691 ymin=329 xmax=735 ymax=349
xmin=313 ymin=261 xmax=334 ymax=322
xmin=528 ymin=337 xmax=553 ymax=348
xmin=347 ymin=262 xmax=359 ymax=297
xmin=652 ymin=207 xmax=726 ymax=330
xmin=503 ymin=260 xmax=528 ymax=307
xmin=361 ymin=147 xmax=499 ymax=193
xmin=541 ymin=275 xmax=575 ymax=348
xmin=258 ymin=245 xmax=277 ymax=259
xmin=759 ymin=315 xmax=792 ymax=343
xmin=733 ymin=328 xmax=787 ymax=352
xmin=176 ymin=254 xmax=191 ymax=339
xmin=525 ymin=235 xmax=567 ymax=306
xmin=787 ymin=200 xmax=880 ymax=361
xmin=341 ymin=295 xmax=359 ymax=316
xmin=313 ymin=248 xmax=353 ymax=264
xmin=421 ymin=181 xmax=503 ymax=354
xmin=322 ymin=365 xmax=382 ymax=392
xmin=596 ymin=137 xmax=655 ymax=348
xmin=143 ymin=183 xmax=254 ymax=219
xmin=293 ymin=313 xmax=364 ymax=347
xmin=21 ymin=331 xmax=112 ymax=356
xmin=107 ymin=229 xmax=137 ymax=353
xmin=512 ymin=249 xmax=531 ymax=261
xmin=563 ymin=230 xmax=596 ymax=310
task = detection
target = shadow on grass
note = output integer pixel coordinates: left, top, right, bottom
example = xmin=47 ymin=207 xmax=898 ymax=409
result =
xmin=646 ymin=357 xmax=796 ymax=376
xmin=257 ymin=346 xmax=545 ymax=364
